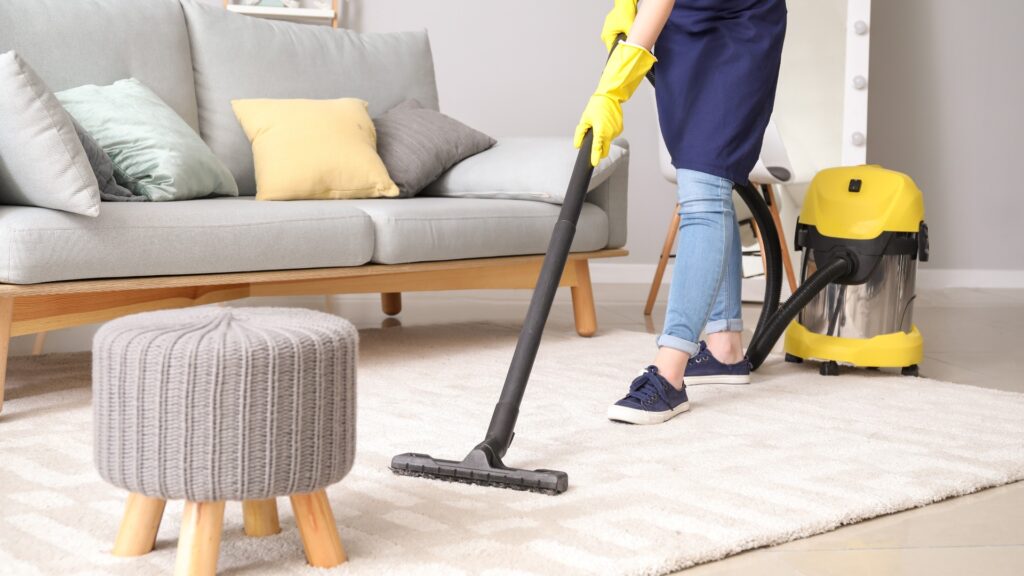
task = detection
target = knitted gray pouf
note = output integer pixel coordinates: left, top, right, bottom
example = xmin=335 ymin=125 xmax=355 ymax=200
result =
xmin=93 ymin=307 xmax=358 ymax=502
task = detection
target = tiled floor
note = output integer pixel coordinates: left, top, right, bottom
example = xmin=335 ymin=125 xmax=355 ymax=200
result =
xmin=315 ymin=283 xmax=1024 ymax=575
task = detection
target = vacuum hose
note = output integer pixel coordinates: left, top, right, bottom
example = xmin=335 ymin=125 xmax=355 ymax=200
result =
xmin=744 ymin=255 xmax=853 ymax=370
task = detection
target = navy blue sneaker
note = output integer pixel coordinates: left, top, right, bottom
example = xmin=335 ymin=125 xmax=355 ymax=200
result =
xmin=607 ymin=366 xmax=690 ymax=425
xmin=686 ymin=341 xmax=751 ymax=385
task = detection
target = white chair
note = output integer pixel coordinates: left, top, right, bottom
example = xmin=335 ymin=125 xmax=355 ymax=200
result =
xmin=644 ymin=110 xmax=799 ymax=315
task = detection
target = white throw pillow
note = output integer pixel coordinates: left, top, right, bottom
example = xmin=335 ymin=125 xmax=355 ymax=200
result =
xmin=423 ymin=137 xmax=628 ymax=205
xmin=0 ymin=51 xmax=100 ymax=216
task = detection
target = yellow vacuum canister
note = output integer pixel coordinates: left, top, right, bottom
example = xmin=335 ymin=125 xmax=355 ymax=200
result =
xmin=784 ymin=165 xmax=929 ymax=376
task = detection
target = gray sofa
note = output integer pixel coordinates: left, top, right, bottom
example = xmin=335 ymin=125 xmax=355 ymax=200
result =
xmin=0 ymin=0 xmax=629 ymax=413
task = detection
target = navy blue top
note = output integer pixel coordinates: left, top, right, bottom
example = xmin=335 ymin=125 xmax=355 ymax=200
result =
xmin=654 ymin=0 xmax=787 ymax=184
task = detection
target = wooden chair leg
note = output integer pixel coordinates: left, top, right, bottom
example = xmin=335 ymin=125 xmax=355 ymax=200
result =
xmin=242 ymin=498 xmax=280 ymax=537
xmin=0 ymin=297 xmax=12 ymax=416
xmin=174 ymin=501 xmax=225 ymax=576
xmin=570 ymin=260 xmax=597 ymax=337
xmin=290 ymin=491 xmax=346 ymax=568
xmin=752 ymin=219 xmax=768 ymax=275
xmin=323 ymin=295 xmax=335 ymax=315
xmin=381 ymin=292 xmax=402 ymax=316
xmin=644 ymin=206 xmax=681 ymax=316
xmin=113 ymin=493 xmax=167 ymax=557
xmin=32 ymin=332 xmax=46 ymax=356
xmin=764 ymin=184 xmax=799 ymax=292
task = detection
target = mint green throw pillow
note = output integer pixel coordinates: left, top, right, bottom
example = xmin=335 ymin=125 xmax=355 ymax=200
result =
xmin=57 ymin=79 xmax=237 ymax=202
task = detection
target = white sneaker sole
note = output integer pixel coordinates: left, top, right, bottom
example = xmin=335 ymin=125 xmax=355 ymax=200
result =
xmin=607 ymin=402 xmax=690 ymax=425
xmin=685 ymin=374 xmax=751 ymax=385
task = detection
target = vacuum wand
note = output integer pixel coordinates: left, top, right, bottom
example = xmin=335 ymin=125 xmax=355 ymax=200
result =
xmin=389 ymin=132 xmax=596 ymax=495
xmin=481 ymin=135 xmax=596 ymax=456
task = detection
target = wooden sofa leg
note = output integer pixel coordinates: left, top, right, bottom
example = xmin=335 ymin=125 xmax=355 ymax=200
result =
xmin=570 ymin=260 xmax=597 ymax=337
xmin=0 ymin=297 xmax=12 ymax=416
xmin=32 ymin=332 xmax=46 ymax=356
xmin=381 ymin=292 xmax=402 ymax=316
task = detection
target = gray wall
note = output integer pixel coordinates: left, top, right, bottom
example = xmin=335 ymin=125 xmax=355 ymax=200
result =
xmin=869 ymin=0 xmax=1024 ymax=271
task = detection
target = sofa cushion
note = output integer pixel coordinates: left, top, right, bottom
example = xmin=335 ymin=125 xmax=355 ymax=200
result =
xmin=374 ymin=100 xmax=496 ymax=198
xmin=0 ymin=198 xmax=373 ymax=285
xmin=0 ymin=52 xmax=101 ymax=217
xmin=180 ymin=0 xmax=439 ymax=197
xmin=339 ymin=197 xmax=610 ymax=265
xmin=0 ymin=0 xmax=199 ymax=132
xmin=58 ymin=79 xmax=239 ymax=202
xmin=232 ymin=98 xmax=398 ymax=200
xmin=70 ymin=118 xmax=143 ymax=202
xmin=425 ymin=137 xmax=629 ymax=204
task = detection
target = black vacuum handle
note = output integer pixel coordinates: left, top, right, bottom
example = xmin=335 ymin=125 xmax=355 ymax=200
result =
xmin=477 ymin=40 xmax=629 ymax=457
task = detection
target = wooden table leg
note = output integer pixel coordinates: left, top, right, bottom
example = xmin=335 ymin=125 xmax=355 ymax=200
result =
xmin=113 ymin=493 xmax=167 ymax=557
xmin=174 ymin=501 xmax=225 ymax=576
xmin=290 ymin=491 xmax=346 ymax=568
xmin=243 ymin=498 xmax=281 ymax=537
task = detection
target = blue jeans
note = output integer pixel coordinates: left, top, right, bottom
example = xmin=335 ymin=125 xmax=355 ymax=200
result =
xmin=657 ymin=169 xmax=744 ymax=356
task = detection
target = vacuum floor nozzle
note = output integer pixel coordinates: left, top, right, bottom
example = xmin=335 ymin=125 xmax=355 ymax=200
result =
xmin=390 ymin=448 xmax=568 ymax=495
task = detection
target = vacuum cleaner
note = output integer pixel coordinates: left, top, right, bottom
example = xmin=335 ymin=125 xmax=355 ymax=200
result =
xmin=781 ymin=166 xmax=928 ymax=376
xmin=391 ymin=39 xmax=929 ymax=495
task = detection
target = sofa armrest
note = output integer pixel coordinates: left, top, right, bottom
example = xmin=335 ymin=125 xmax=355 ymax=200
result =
xmin=586 ymin=137 xmax=629 ymax=249
xmin=424 ymin=137 xmax=628 ymax=205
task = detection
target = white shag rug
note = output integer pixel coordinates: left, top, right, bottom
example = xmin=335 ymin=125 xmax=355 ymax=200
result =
xmin=1 ymin=324 xmax=1022 ymax=576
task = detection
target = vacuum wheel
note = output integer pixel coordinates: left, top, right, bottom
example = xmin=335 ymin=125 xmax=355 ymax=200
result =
xmin=784 ymin=353 xmax=804 ymax=364
xmin=901 ymin=364 xmax=920 ymax=377
xmin=819 ymin=361 xmax=841 ymax=376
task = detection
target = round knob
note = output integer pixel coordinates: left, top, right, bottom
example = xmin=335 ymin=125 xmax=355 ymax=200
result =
xmin=853 ymin=75 xmax=868 ymax=90
xmin=854 ymin=20 xmax=869 ymax=35
xmin=851 ymin=132 xmax=866 ymax=147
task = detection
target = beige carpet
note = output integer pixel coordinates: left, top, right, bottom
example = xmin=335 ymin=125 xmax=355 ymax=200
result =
xmin=1 ymin=323 xmax=1023 ymax=576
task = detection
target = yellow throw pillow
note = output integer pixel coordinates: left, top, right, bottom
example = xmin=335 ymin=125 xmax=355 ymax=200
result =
xmin=231 ymin=98 xmax=399 ymax=200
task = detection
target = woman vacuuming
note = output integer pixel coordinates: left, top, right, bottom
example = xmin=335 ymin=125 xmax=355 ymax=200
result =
xmin=578 ymin=0 xmax=787 ymax=425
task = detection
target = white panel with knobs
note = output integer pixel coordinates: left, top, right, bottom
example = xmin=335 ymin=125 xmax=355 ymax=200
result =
xmin=842 ymin=0 xmax=872 ymax=166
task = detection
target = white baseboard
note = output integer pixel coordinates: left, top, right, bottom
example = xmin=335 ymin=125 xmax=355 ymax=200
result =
xmin=590 ymin=262 xmax=1024 ymax=291
xmin=916 ymin=269 xmax=1024 ymax=289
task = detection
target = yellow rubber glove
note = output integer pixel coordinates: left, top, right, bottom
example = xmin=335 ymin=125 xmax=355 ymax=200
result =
xmin=601 ymin=0 xmax=639 ymax=53
xmin=574 ymin=43 xmax=656 ymax=167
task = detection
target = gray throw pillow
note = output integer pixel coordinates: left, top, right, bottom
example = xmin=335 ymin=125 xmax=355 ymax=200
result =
xmin=69 ymin=118 xmax=146 ymax=202
xmin=374 ymin=100 xmax=496 ymax=198
xmin=0 ymin=51 xmax=101 ymax=216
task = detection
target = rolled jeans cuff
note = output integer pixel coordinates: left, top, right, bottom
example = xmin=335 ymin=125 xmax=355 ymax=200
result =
xmin=656 ymin=333 xmax=700 ymax=356
xmin=705 ymin=318 xmax=744 ymax=335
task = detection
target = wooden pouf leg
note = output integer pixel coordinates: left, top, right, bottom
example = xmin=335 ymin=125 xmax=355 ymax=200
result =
xmin=174 ymin=501 xmax=225 ymax=576
xmin=113 ymin=493 xmax=167 ymax=557
xmin=242 ymin=498 xmax=281 ymax=537
xmin=290 ymin=491 xmax=346 ymax=568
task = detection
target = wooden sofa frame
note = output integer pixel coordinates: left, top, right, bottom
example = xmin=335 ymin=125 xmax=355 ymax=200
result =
xmin=0 ymin=249 xmax=625 ymax=415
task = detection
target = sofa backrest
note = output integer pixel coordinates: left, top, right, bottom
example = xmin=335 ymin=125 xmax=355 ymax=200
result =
xmin=180 ymin=0 xmax=440 ymax=196
xmin=0 ymin=0 xmax=200 ymax=132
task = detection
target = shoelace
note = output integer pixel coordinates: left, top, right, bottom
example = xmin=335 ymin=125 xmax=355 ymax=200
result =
xmin=625 ymin=369 xmax=673 ymax=408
